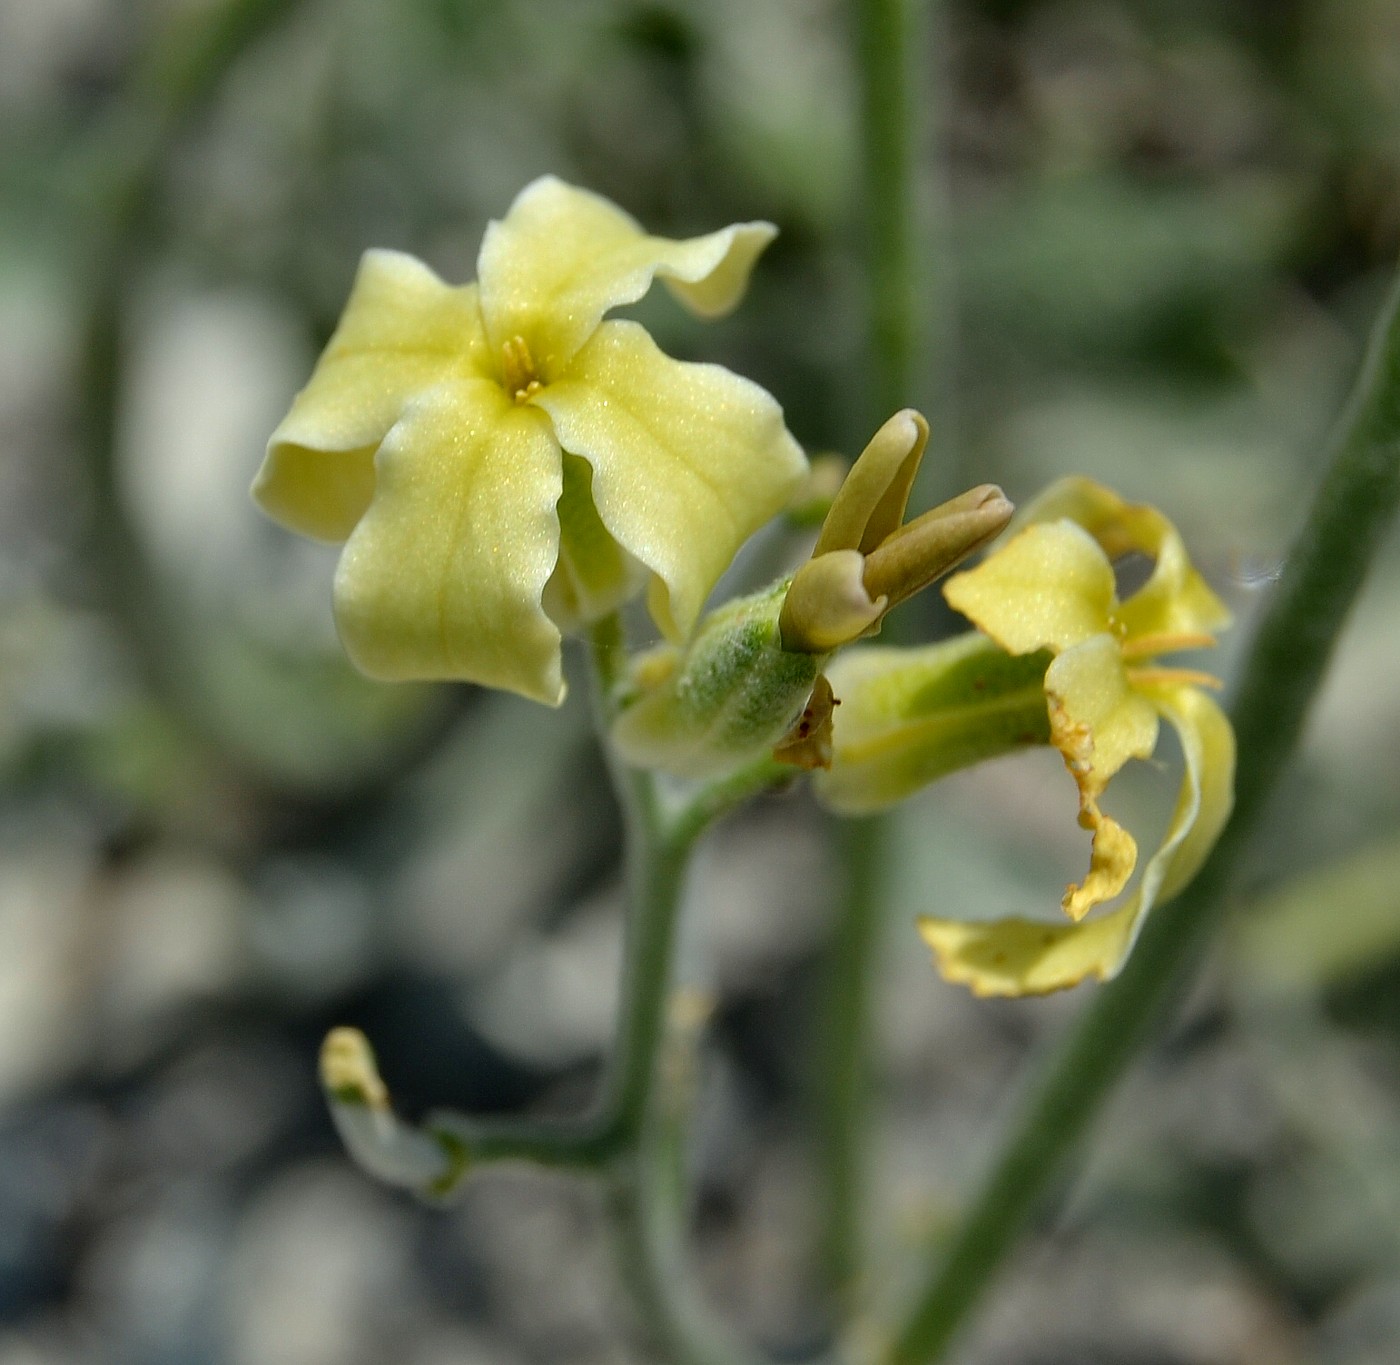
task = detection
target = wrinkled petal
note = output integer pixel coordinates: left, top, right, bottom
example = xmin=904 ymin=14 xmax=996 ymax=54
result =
xmin=943 ymin=521 xmax=1116 ymax=654
xmin=1045 ymin=636 xmax=1159 ymax=918
xmin=918 ymin=909 xmax=1139 ymax=999
xmin=254 ymin=251 xmax=487 ymax=541
xmin=918 ymin=682 xmax=1235 ymax=996
xmin=332 ymin=379 xmax=564 ymax=704
xmin=813 ymin=409 xmax=927 ymax=556
xmin=534 ymin=319 xmax=806 ymax=641
xmin=1046 ymin=636 xmax=1161 ymax=799
xmin=814 ymin=635 xmax=1053 ymax=813
xmin=1017 ymin=477 xmax=1230 ymax=643
xmin=477 ymin=175 xmax=776 ymax=374
xmin=1137 ymin=683 xmax=1236 ymax=906
xmin=772 ymin=674 xmax=838 ymax=770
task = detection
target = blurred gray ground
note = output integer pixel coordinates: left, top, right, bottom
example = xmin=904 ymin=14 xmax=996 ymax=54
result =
xmin=3 ymin=0 xmax=1400 ymax=1361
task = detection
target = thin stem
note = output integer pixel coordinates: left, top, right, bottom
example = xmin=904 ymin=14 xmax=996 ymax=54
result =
xmin=820 ymin=0 xmax=930 ymax=1317
xmin=670 ymin=755 xmax=796 ymax=849
xmin=587 ymin=620 xmax=700 ymax=1151
xmin=855 ymin=0 xmax=929 ymax=424
xmin=585 ymin=621 xmax=770 ymax=1365
xmin=820 ymin=816 xmax=892 ymax=1306
xmin=884 ymin=268 xmax=1400 ymax=1364
xmin=602 ymin=811 xmax=697 ymax=1148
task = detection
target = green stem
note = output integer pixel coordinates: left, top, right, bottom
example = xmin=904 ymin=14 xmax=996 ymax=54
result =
xmin=884 ymin=269 xmax=1400 ymax=1364
xmin=820 ymin=816 xmax=892 ymax=1306
xmin=586 ymin=622 xmax=770 ymax=1365
xmin=855 ymin=0 xmax=929 ymax=423
xmin=820 ymin=0 xmax=930 ymax=1317
xmin=586 ymin=617 xmax=697 ymax=1150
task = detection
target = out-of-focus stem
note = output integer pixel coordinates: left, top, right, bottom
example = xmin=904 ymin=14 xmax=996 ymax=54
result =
xmin=883 ymin=267 xmax=1400 ymax=1365
xmin=820 ymin=815 xmax=892 ymax=1308
xmin=855 ymin=0 xmax=929 ymax=424
xmin=821 ymin=0 xmax=930 ymax=1316
xmin=586 ymin=620 xmax=771 ymax=1365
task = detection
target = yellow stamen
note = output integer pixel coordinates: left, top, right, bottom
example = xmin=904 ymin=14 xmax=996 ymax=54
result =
xmin=1119 ymin=631 xmax=1217 ymax=660
xmin=501 ymin=335 xmax=542 ymax=402
xmin=1125 ymin=665 xmax=1223 ymax=691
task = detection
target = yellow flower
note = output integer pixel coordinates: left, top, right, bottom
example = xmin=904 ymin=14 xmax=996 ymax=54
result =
xmin=252 ymin=176 xmax=807 ymax=704
xmin=919 ymin=478 xmax=1236 ymax=996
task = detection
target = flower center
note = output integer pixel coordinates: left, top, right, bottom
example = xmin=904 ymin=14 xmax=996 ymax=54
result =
xmin=501 ymin=335 xmax=542 ymax=403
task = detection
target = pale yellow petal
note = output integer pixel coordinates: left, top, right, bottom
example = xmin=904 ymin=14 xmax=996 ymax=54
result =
xmin=1017 ymin=477 xmax=1230 ymax=644
xmin=919 ymin=909 xmax=1139 ymax=998
xmin=1045 ymin=637 xmax=1160 ymax=800
xmin=253 ymin=250 xmax=487 ymax=541
xmin=476 ymin=175 xmax=776 ymax=373
xmin=1045 ymin=636 xmax=1159 ymax=919
xmin=533 ymin=319 xmax=807 ymax=641
xmin=332 ymin=379 xmax=565 ymax=704
xmin=942 ymin=521 xmax=1116 ymax=654
xmin=918 ymin=682 xmax=1235 ymax=996
xmin=1137 ymin=683 xmax=1236 ymax=906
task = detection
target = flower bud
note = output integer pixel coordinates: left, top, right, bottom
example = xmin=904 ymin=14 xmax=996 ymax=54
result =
xmin=778 ymin=410 xmax=1013 ymax=654
xmin=610 ymin=580 xmax=823 ymax=779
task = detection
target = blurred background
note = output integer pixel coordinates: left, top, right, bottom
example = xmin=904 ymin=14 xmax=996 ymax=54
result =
xmin=3 ymin=0 xmax=1400 ymax=1361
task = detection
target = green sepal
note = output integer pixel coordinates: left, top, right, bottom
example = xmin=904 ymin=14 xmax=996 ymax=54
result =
xmin=543 ymin=452 xmax=640 ymax=629
xmin=611 ymin=579 xmax=823 ymax=778
xmin=815 ymin=634 xmax=1053 ymax=813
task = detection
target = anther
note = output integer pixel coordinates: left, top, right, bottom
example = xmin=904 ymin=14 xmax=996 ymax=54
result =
xmin=501 ymin=335 xmax=542 ymax=402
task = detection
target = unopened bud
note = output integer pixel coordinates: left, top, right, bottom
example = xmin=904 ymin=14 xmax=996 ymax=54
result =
xmin=778 ymin=409 xmax=1013 ymax=654
xmin=862 ymin=484 xmax=1013 ymax=609
xmin=815 ymin=409 xmax=927 ymax=557
xmin=611 ymin=580 xmax=822 ymax=779
xmin=779 ymin=549 xmax=885 ymax=653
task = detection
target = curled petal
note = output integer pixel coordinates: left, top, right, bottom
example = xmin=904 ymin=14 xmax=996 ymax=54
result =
xmin=919 ymin=909 xmax=1139 ymax=1000
xmin=813 ymin=409 xmax=927 ymax=556
xmin=1136 ymin=683 xmax=1236 ymax=906
xmin=1063 ymin=799 xmax=1138 ymax=922
xmin=534 ymin=320 xmax=806 ymax=641
xmin=254 ymin=251 xmax=487 ymax=541
xmin=477 ymin=175 xmax=776 ymax=373
xmin=943 ymin=521 xmax=1116 ymax=654
xmin=918 ymin=683 xmax=1235 ymax=996
xmin=332 ymin=379 xmax=565 ymax=705
xmin=779 ymin=550 xmax=885 ymax=653
xmin=1017 ymin=477 xmax=1230 ymax=643
xmin=1044 ymin=636 xmax=1159 ymax=918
